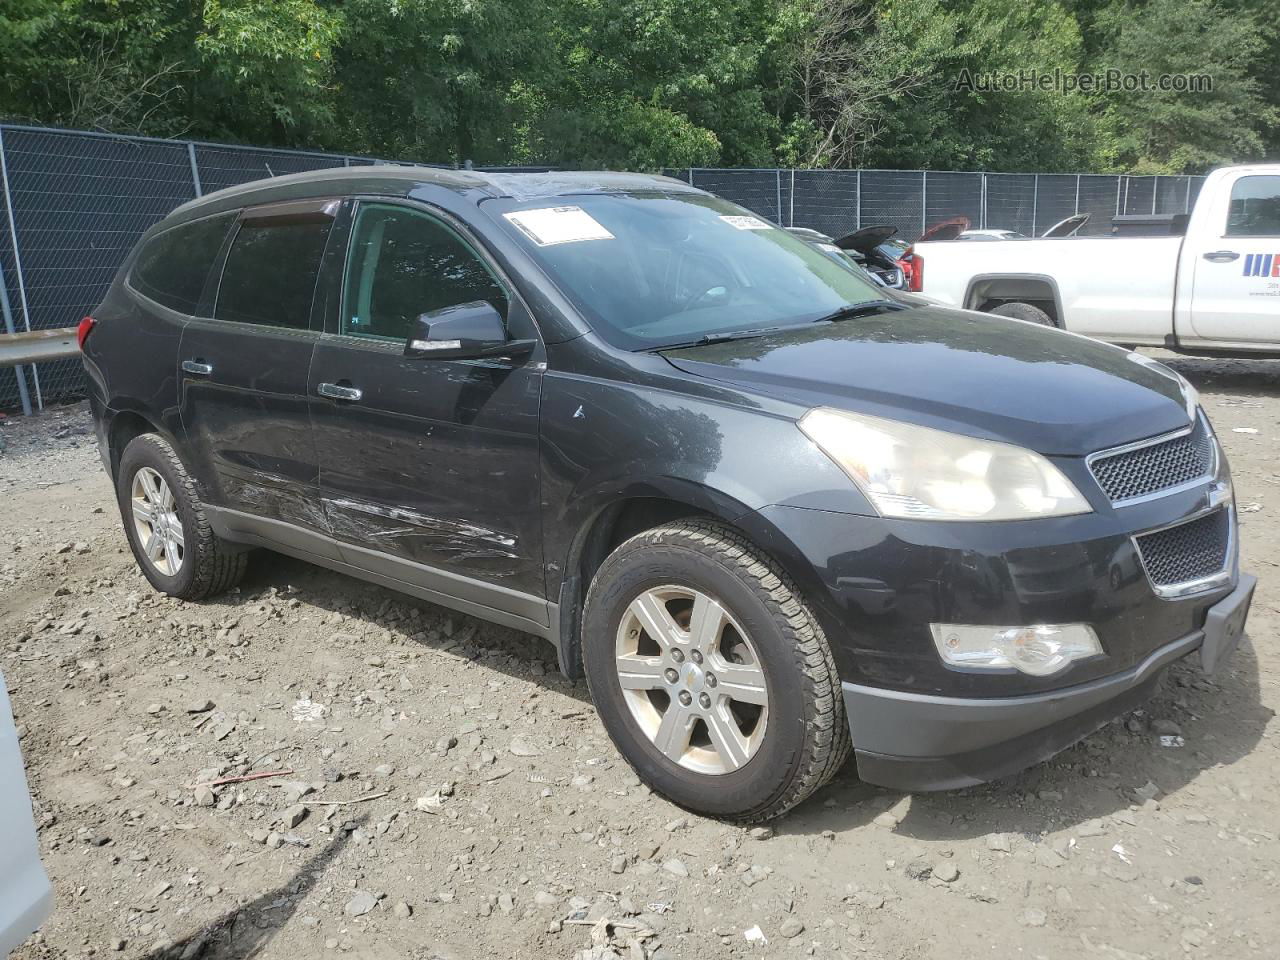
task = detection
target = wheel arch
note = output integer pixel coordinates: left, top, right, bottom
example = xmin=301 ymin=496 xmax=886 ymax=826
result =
xmin=552 ymin=481 xmax=757 ymax=680
xmin=964 ymin=272 xmax=1064 ymax=324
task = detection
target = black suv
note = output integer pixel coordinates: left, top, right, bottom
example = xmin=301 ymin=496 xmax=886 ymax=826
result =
xmin=83 ymin=167 xmax=1254 ymax=821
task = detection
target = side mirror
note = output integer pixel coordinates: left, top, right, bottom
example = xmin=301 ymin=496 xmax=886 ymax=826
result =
xmin=403 ymin=301 xmax=535 ymax=360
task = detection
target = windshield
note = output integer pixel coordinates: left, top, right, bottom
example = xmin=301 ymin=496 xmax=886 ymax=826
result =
xmin=487 ymin=191 xmax=885 ymax=350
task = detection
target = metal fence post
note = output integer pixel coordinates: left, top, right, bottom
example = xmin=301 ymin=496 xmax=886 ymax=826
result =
xmin=789 ymin=169 xmax=795 ymax=228
xmin=1152 ymin=175 xmax=1159 ymax=214
xmin=1185 ymin=177 xmax=1192 ymax=213
xmin=187 ymin=141 xmax=203 ymax=197
xmin=688 ymin=168 xmax=695 ymax=187
xmin=775 ymin=169 xmax=782 ymax=225
xmin=1115 ymin=177 xmax=1123 ymax=217
xmin=0 ymin=239 xmax=33 ymax=416
xmin=1075 ymin=175 xmax=1081 ymax=215
xmin=855 ymin=170 xmax=861 ymax=231
xmin=920 ymin=171 xmax=928 ymax=237
xmin=0 ymin=126 xmax=42 ymax=410
xmin=1031 ymin=174 xmax=1039 ymax=234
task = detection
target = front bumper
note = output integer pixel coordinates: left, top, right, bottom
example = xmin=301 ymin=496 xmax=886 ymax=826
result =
xmin=846 ymin=572 xmax=1255 ymax=791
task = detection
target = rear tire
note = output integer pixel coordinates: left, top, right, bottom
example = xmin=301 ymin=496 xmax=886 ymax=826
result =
xmin=582 ymin=519 xmax=851 ymax=822
xmin=116 ymin=434 xmax=248 ymax=600
xmin=990 ymin=301 xmax=1055 ymax=327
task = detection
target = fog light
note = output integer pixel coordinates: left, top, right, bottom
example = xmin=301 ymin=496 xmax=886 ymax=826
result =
xmin=929 ymin=623 xmax=1103 ymax=677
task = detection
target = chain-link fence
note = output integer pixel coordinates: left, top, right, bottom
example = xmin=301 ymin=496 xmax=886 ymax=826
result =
xmin=667 ymin=168 xmax=1204 ymax=241
xmin=0 ymin=123 xmax=1206 ymax=412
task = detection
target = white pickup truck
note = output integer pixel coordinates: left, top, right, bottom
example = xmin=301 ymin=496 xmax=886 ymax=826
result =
xmin=913 ymin=164 xmax=1280 ymax=354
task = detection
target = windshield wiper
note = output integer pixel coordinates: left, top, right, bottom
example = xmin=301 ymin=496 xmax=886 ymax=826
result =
xmin=649 ymin=326 xmax=791 ymax=352
xmin=812 ymin=299 xmax=904 ymax=324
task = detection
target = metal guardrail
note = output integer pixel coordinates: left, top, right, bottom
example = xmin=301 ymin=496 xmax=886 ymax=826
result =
xmin=0 ymin=327 xmax=77 ymax=415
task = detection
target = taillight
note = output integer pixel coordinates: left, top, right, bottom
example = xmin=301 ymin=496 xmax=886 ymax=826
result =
xmin=77 ymin=315 xmax=96 ymax=350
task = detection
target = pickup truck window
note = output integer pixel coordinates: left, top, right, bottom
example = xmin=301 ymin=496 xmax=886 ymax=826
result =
xmin=1226 ymin=176 xmax=1280 ymax=238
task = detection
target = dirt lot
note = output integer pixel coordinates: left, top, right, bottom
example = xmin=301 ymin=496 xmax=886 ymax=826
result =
xmin=2 ymin=353 xmax=1278 ymax=960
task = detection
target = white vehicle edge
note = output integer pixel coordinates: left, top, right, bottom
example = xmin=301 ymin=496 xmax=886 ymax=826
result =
xmin=913 ymin=164 xmax=1280 ymax=354
xmin=0 ymin=670 xmax=52 ymax=957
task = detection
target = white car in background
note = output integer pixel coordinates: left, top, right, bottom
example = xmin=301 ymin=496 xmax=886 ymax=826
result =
xmin=0 ymin=671 xmax=51 ymax=956
xmin=911 ymin=165 xmax=1280 ymax=354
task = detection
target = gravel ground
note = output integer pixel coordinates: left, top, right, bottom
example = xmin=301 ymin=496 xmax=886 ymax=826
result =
xmin=1 ymin=353 xmax=1278 ymax=960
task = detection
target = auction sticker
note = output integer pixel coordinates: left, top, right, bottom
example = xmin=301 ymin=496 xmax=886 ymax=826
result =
xmin=720 ymin=215 xmax=772 ymax=230
xmin=503 ymin=206 xmax=614 ymax=245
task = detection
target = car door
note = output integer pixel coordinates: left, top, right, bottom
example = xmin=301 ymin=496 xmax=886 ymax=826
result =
xmin=178 ymin=199 xmax=337 ymax=539
xmin=1186 ymin=171 xmax=1280 ymax=343
xmin=308 ymin=198 xmax=547 ymax=623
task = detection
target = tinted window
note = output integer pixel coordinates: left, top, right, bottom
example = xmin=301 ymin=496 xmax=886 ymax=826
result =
xmin=214 ymin=219 xmax=333 ymax=329
xmin=130 ymin=213 xmax=235 ymax=314
xmin=1226 ymin=176 xmax=1280 ymax=237
xmin=342 ymin=203 xmax=507 ymax=340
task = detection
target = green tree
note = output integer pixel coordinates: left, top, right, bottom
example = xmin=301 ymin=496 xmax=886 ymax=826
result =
xmin=1091 ymin=0 xmax=1275 ymax=172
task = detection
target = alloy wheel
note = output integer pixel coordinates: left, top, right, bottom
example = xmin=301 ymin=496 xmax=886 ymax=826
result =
xmin=130 ymin=467 xmax=184 ymax=577
xmin=614 ymin=584 xmax=769 ymax=775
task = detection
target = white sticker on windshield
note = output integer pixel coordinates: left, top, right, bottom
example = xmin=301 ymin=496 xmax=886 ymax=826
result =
xmin=503 ymin=206 xmax=615 ymax=246
xmin=720 ymin=215 xmax=772 ymax=230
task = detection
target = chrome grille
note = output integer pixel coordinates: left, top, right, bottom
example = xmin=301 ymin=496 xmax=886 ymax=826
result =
xmin=1089 ymin=419 xmax=1214 ymax=503
xmin=1134 ymin=508 xmax=1230 ymax=587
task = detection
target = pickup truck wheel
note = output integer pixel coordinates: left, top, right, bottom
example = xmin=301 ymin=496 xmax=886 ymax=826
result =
xmin=582 ymin=520 xmax=851 ymax=821
xmin=116 ymin=434 xmax=248 ymax=600
xmin=990 ymin=301 xmax=1055 ymax=327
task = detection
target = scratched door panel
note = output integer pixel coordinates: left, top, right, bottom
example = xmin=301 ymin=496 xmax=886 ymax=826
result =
xmin=309 ymin=335 xmax=546 ymax=597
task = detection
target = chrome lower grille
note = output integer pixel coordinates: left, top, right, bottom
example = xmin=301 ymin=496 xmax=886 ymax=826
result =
xmin=1089 ymin=418 xmax=1214 ymax=504
xmin=1134 ymin=508 xmax=1230 ymax=588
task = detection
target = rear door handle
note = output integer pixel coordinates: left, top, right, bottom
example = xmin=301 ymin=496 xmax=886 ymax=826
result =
xmin=181 ymin=360 xmax=213 ymax=375
xmin=317 ymin=382 xmax=363 ymax=402
xmin=1203 ymin=250 xmax=1239 ymax=263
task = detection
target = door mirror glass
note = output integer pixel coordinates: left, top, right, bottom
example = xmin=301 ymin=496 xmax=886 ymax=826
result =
xmin=405 ymin=301 xmax=533 ymax=359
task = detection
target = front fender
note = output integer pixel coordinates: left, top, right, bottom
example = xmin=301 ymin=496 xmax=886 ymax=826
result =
xmin=538 ymin=367 xmax=875 ymax=599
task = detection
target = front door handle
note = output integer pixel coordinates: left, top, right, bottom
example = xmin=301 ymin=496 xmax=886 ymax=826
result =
xmin=1203 ymin=250 xmax=1240 ymax=263
xmin=317 ymin=382 xmax=363 ymax=402
xmin=181 ymin=359 xmax=213 ymax=375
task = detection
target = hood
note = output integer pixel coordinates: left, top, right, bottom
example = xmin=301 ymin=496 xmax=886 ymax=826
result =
xmin=662 ymin=307 xmax=1191 ymax=456
xmin=834 ymin=225 xmax=897 ymax=255
xmin=917 ymin=216 xmax=970 ymax=243
xmin=1043 ymin=213 xmax=1090 ymax=238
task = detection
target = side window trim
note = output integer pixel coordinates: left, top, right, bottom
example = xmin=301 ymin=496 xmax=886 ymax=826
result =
xmin=335 ymin=197 xmax=519 ymax=345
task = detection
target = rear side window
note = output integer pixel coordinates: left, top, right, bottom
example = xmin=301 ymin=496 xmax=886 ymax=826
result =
xmin=214 ymin=219 xmax=333 ymax=329
xmin=130 ymin=213 xmax=235 ymax=314
xmin=1226 ymin=176 xmax=1280 ymax=237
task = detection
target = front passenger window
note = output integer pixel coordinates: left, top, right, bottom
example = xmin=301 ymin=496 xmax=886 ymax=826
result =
xmin=341 ymin=204 xmax=508 ymax=341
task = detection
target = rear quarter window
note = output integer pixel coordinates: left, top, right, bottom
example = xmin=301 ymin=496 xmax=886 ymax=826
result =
xmin=130 ymin=212 xmax=236 ymax=314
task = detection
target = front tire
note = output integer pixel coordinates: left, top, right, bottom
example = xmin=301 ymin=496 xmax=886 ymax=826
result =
xmin=116 ymin=434 xmax=248 ymax=600
xmin=582 ymin=520 xmax=850 ymax=821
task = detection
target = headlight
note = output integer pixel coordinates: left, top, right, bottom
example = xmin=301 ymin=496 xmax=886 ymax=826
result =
xmin=930 ymin=623 xmax=1103 ymax=676
xmin=799 ymin=407 xmax=1091 ymax=521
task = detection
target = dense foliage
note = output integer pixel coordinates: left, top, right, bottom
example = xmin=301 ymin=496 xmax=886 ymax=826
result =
xmin=1 ymin=0 xmax=1275 ymax=172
